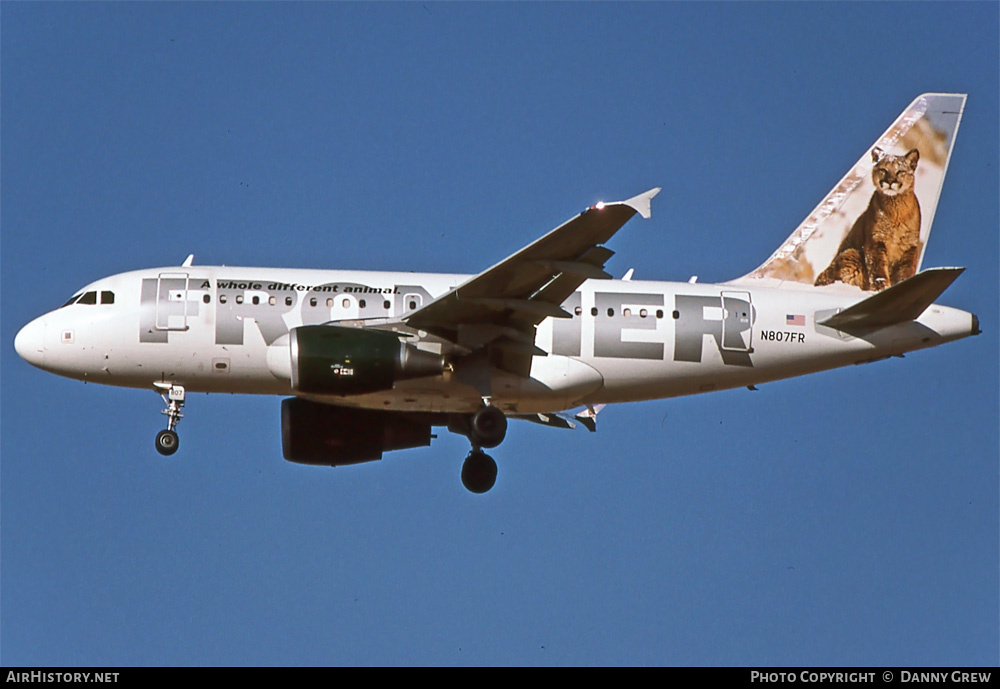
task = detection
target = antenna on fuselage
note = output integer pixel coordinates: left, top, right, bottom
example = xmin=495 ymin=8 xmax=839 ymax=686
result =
xmin=182 ymin=254 xmax=194 ymax=267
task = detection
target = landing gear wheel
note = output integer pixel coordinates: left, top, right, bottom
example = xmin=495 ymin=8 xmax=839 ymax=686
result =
xmin=155 ymin=429 xmax=179 ymax=456
xmin=461 ymin=450 xmax=497 ymax=494
xmin=470 ymin=405 xmax=507 ymax=449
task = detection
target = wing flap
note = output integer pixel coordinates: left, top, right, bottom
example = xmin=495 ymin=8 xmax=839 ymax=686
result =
xmin=530 ymin=259 xmax=612 ymax=280
xmin=467 ymin=298 xmax=573 ymax=319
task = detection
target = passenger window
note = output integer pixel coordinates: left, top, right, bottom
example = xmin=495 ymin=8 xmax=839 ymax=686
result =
xmin=78 ymin=291 xmax=97 ymax=305
xmin=269 ymin=296 xmax=276 ymax=306
xmin=623 ymin=308 xmax=631 ymax=318
xmin=220 ymin=295 xmax=227 ymax=304
xmin=409 ymin=300 xmax=417 ymax=310
xmin=359 ymin=299 xmax=366 ymax=309
xmin=591 ymin=307 xmax=598 ymax=316
xmin=606 ymin=308 xmax=614 ymax=317
xmin=203 ymin=294 xmax=211 ymax=304
xmin=672 ymin=310 xmax=679 ymax=319
xmin=640 ymin=309 xmax=648 ymax=318
xmin=383 ymin=300 xmax=390 ymax=310
xmin=326 ymin=298 xmax=334 ymax=307
xmin=310 ymin=297 xmax=317 ymax=307
xmin=574 ymin=306 xmax=582 ymax=316
xmin=285 ymin=296 xmax=293 ymax=306
xmin=342 ymin=298 xmax=350 ymax=308
xmin=252 ymin=296 xmax=260 ymax=306
xmin=235 ymin=295 xmax=244 ymax=304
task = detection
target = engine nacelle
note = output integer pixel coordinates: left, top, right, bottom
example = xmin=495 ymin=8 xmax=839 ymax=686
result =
xmin=281 ymin=397 xmax=433 ymax=465
xmin=289 ymin=325 xmax=444 ymax=396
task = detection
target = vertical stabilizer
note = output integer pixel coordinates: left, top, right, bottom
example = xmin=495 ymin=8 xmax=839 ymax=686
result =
xmin=742 ymin=93 xmax=966 ymax=292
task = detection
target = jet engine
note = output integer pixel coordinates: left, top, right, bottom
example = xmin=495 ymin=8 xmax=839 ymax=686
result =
xmin=289 ymin=325 xmax=445 ymax=396
xmin=281 ymin=397 xmax=434 ymax=465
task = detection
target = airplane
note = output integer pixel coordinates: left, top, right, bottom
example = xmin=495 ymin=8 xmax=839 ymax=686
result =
xmin=14 ymin=93 xmax=979 ymax=493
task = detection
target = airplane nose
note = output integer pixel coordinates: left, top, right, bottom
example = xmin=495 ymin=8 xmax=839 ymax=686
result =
xmin=14 ymin=317 xmax=47 ymax=367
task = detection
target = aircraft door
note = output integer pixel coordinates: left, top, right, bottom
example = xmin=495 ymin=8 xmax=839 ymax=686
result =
xmin=720 ymin=290 xmax=753 ymax=353
xmin=155 ymin=272 xmax=191 ymax=331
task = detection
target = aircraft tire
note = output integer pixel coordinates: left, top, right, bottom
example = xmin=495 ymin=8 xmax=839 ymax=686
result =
xmin=470 ymin=406 xmax=507 ymax=449
xmin=461 ymin=451 xmax=497 ymax=494
xmin=155 ymin=429 xmax=180 ymax=456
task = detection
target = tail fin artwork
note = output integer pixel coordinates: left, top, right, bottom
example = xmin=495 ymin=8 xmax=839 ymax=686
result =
xmin=742 ymin=93 xmax=966 ymax=292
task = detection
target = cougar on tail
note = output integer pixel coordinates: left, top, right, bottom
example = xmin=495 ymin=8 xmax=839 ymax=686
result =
xmin=814 ymin=147 xmax=922 ymax=291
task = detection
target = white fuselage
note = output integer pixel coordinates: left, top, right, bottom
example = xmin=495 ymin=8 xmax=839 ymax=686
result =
xmin=14 ymin=266 xmax=977 ymax=415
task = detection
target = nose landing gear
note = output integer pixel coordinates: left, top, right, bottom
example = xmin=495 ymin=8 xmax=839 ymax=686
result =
xmin=154 ymin=383 xmax=185 ymax=456
xmin=155 ymin=428 xmax=179 ymax=455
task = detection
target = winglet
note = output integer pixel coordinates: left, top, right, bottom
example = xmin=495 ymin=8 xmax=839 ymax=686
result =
xmin=621 ymin=187 xmax=661 ymax=220
xmin=819 ymin=267 xmax=964 ymax=331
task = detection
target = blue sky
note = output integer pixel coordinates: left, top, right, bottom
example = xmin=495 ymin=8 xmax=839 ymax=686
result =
xmin=2 ymin=3 xmax=997 ymax=666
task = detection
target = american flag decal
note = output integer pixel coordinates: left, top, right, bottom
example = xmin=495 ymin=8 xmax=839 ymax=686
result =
xmin=786 ymin=314 xmax=805 ymax=326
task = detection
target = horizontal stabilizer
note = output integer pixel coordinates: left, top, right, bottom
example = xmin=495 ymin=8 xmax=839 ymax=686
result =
xmin=819 ymin=267 xmax=964 ymax=331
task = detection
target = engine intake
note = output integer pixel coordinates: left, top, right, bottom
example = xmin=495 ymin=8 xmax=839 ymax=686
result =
xmin=290 ymin=325 xmax=444 ymax=396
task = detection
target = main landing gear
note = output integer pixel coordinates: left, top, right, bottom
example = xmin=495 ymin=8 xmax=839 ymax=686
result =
xmin=459 ymin=405 xmax=507 ymax=494
xmin=154 ymin=383 xmax=185 ymax=456
xmin=462 ymin=450 xmax=497 ymax=494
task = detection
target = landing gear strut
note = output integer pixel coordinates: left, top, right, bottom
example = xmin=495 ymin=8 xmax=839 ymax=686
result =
xmin=154 ymin=383 xmax=185 ymax=456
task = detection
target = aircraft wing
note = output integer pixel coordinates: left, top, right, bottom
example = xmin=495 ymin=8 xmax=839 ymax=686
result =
xmin=404 ymin=188 xmax=660 ymax=373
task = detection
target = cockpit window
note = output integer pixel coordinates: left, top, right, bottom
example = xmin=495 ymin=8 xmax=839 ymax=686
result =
xmin=61 ymin=290 xmax=116 ymax=307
